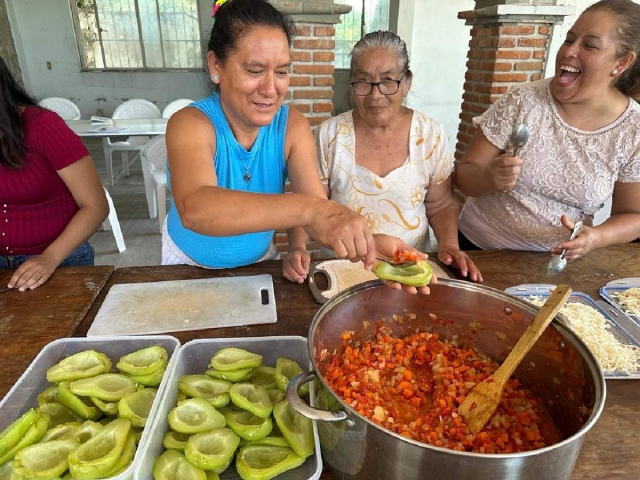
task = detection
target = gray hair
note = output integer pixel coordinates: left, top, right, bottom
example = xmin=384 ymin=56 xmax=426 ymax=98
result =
xmin=350 ymin=30 xmax=410 ymax=78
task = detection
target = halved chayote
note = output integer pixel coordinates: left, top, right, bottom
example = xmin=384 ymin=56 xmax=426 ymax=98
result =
xmin=179 ymin=375 xmax=231 ymax=408
xmin=272 ymin=400 xmax=314 ymax=458
xmin=267 ymin=389 xmax=285 ymax=405
xmin=12 ymin=438 xmax=80 ymax=478
xmin=209 ymin=348 xmax=262 ymax=372
xmin=46 ymin=350 xmax=112 ymax=383
xmin=373 ymin=259 xmax=433 ymax=287
xmin=39 ymin=422 xmax=81 ymax=443
xmin=235 ymin=444 xmax=305 ymax=480
xmin=229 ymin=383 xmax=272 ymax=419
xmin=116 ymin=346 xmax=168 ymax=376
xmin=91 ymin=396 xmax=119 ymax=417
xmin=274 ymin=358 xmax=308 ymax=396
xmin=0 ymin=411 xmax=48 ymax=466
xmin=222 ymin=408 xmax=273 ymax=441
xmin=168 ymin=398 xmax=226 ymax=434
xmin=75 ymin=420 xmax=104 ymax=443
xmin=57 ymin=382 xmax=102 ymax=421
xmin=153 ymin=449 xmax=206 ymax=480
xmin=118 ymin=387 xmax=157 ymax=427
xmin=103 ymin=432 xmax=137 ymax=477
xmin=184 ymin=428 xmax=240 ymax=471
xmin=0 ymin=408 xmax=38 ymax=458
xmin=163 ymin=430 xmax=191 ymax=452
xmin=37 ymin=385 xmax=59 ymax=406
xmin=251 ymin=366 xmax=277 ymax=390
xmin=37 ymin=402 xmax=83 ymax=427
xmin=205 ymin=367 xmax=254 ymax=383
xmin=68 ymin=418 xmax=131 ymax=479
xmin=126 ymin=367 xmax=166 ymax=387
xmin=69 ymin=373 xmax=138 ymax=402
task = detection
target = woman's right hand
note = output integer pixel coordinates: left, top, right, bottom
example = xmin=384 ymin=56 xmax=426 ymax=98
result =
xmin=490 ymin=153 xmax=522 ymax=192
xmin=305 ymin=201 xmax=376 ymax=268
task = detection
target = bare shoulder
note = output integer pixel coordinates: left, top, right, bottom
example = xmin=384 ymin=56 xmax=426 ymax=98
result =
xmin=286 ymin=106 xmax=311 ymax=135
xmin=284 ymin=107 xmax=313 ymax=157
xmin=167 ymin=105 xmax=215 ymax=142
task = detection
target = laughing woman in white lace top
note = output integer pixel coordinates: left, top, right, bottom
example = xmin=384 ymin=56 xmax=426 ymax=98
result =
xmin=456 ymin=0 xmax=640 ymax=261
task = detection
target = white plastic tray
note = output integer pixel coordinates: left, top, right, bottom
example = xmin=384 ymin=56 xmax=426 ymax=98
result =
xmin=600 ymin=278 xmax=640 ymax=323
xmin=134 ymin=336 xmax=322 ymax=480
xmin=505 ymin=284 xmax=640 ymax=379
xmin=0 ymin=335 xmax=181 ymax=480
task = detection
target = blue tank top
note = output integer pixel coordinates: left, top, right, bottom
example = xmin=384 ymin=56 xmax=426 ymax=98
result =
xmin=166 ymin=93 xmax=288 ymax=268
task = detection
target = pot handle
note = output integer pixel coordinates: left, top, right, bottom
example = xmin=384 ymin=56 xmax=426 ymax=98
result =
xmin=287 ymin=371 xmax=355 ymax=427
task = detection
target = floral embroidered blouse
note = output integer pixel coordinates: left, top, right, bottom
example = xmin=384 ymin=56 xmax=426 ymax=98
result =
xmin=315 ymin=109 xmax=454 ymax=251
xmin=458 ymin=78 xmax=640 ymax=251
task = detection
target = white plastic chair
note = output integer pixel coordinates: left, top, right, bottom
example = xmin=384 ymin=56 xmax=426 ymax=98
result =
xmin=101 ymin=187 xmax=126 ymax=253
xmin=103 ymin=99 xmax=161 ymax=186
xmin=141 ymin=135 xmax=168 ymax=232
xmin=38 ymin=97 xmax=81 ymax=121
xmin=162 ymin=99 xmax=194 ymax=119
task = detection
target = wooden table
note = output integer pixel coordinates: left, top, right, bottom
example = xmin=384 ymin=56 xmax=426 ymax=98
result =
xmin=75 ymin=244 xmax=640 ymax=479
xmin=0 ymin=265 xmax=113 ymax=398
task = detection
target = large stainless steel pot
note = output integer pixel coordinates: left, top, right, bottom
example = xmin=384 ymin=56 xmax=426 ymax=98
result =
xmin=287 ymin=279 xmax=605 ymax=480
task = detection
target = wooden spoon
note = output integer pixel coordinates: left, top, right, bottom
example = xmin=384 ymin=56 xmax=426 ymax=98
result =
xmin=458 ymin=284 xmax=572 ymax=434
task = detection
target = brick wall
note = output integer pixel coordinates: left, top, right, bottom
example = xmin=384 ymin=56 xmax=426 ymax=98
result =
xmin=274 ymin=23 xmax=338 ymax=258
xmin=455 ymin=20 xmax=551 ymax=160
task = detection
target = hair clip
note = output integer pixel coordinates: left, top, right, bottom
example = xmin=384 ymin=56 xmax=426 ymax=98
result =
xmin=212 ymin=0 xmax=229 ymax=18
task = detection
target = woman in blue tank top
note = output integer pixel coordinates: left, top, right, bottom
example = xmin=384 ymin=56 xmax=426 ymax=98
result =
xmin=162 ymin=0 xmax=434 ymax=295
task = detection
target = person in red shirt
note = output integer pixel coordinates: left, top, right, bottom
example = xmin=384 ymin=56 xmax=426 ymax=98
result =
xmin=0 ymin=57 xmax=108 ymax=290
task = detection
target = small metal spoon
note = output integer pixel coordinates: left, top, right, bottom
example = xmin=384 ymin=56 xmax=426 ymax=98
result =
xmin=375 ymin=257 xmax=416 ymax=268
xmin=509 ymin=123 xmax=530 ymax=156
xmin=546 ymin=221 xmax=583 ymax=276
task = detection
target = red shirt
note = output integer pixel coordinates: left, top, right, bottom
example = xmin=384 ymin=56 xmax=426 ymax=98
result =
xmin=0 ymin=107 xmax=89 ymax=255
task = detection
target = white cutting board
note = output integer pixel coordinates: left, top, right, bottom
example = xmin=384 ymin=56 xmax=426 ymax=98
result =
xmin=87 ymin=274 xmax=277 ymax=337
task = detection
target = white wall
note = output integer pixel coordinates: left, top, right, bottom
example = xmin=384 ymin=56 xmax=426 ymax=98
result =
xmin=398 ymin=0 xmax=475 ymax=148
xmin=6 ymin=0 xmax=213 ymax=117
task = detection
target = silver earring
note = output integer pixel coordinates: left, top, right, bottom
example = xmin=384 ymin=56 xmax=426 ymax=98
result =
xmin=612 ymin=69 xmax=618 ymax=75
xmin=212 ymin=74 xmax=219 ymax=82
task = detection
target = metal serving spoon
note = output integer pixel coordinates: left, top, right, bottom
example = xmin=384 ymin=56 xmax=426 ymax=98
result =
xmin=509 ymin=123 xmax=530 ymax=156
xmin=546 ymin=221 xmax=583 ymax=276
xmin=375 ymin=257 xmax=416 ymax=268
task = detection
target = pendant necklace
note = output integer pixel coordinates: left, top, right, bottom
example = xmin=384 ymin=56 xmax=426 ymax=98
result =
xmin=239 ymin=155 xmax=257 ymax=183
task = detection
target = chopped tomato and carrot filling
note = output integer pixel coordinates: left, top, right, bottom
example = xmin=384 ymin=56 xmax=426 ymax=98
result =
xmin=322 ymin=323 xmax=561 ymax=453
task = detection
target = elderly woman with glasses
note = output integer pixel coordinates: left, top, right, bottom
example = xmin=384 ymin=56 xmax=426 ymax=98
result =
xmin=284 ymin=31 xmax=481 ymax=283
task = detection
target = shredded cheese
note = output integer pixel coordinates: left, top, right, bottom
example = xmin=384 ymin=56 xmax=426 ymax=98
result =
xmin=524 ymin=296 xmax=640 ymax=374
xmin=612 ymin=287 xmax=640 ymax=317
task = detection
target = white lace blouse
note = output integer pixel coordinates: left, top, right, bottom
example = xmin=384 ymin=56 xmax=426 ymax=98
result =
xmin=458 ymin=78 xmax=640 ymax=251
xmin=315 ymin=110 xmax=454 ymax=251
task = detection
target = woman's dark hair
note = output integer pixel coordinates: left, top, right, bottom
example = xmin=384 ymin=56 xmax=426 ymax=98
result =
xmin=208 ymin=0 xmax=295 ymax=65
xmin=585 ymin=0 xmax=640 ymax=100
xmin=0 ymin=56 xmax=38 ymax=169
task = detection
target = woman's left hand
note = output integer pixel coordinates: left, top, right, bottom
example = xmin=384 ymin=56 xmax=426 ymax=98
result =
xmin=8 ymin=254 xmax=59 ymax=291
xmin=373 ymin=234 xmax=434 ymax=295
xmin=282 ymin=248 xmax=311 ymax=284
xmin=437 ymin=246 xmax=483 ymax=282
xmin=549 ymin=215 xmax=598 ymax=261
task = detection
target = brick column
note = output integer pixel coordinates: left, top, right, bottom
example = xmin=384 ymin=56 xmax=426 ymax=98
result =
xmin=455 ymin=1 xmax=575 ymax=160
xmin=271 ymin=0 xmax=351 ymax=257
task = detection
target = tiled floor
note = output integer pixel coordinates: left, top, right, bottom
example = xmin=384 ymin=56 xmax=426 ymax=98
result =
xmin=85 ymin=138 xmax=165 ymax=268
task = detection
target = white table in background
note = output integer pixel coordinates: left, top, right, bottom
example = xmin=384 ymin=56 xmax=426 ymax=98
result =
xmin=66 ymin=118 xmax=168 ymax=186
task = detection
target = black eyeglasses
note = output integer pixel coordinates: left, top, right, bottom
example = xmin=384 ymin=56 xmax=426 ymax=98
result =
xmin=350 ymin=77 xmax=404 ymax=96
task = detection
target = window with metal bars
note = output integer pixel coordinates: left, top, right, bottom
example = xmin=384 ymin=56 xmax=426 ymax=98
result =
xmin=334 ymin=0 xmax=390 ymax=70
xmin=71 ymin=0 xmax=202 ymax=70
